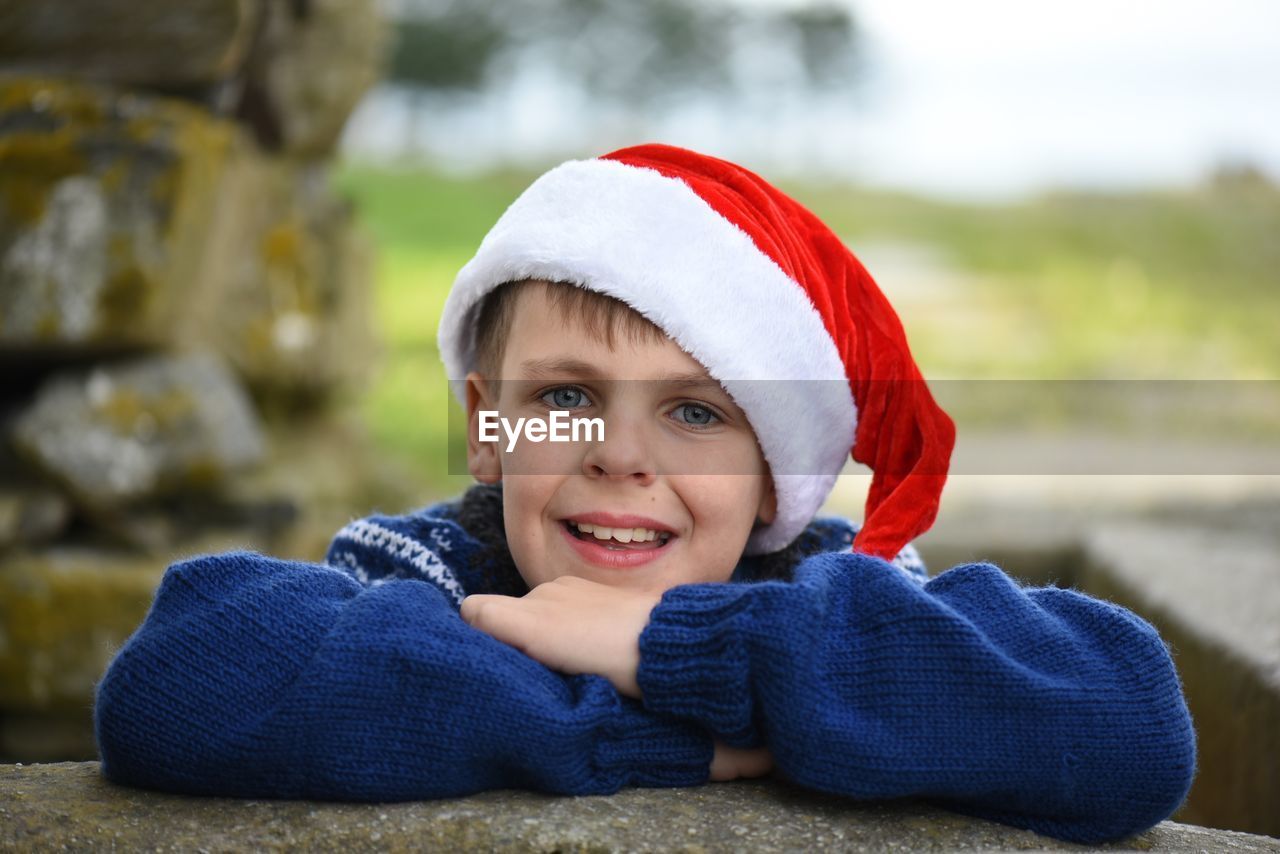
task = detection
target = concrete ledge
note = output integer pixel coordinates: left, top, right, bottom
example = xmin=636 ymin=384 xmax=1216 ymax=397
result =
xmin=4 ymin=763 xmax=1278 ymax=852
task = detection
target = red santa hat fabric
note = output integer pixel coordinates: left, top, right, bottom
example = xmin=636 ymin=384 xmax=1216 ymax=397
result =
xmin=438 ymin=142 xmax=955 ymax=560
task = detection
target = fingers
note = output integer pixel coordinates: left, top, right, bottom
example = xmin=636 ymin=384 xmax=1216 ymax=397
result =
xmin=460 ymin=595 xmax=546 ymax=659
xmin=709 ymin=741 xmax=732 ymax=782
xmin=459 ymin=579 xmax=654 ymax=694
xmin=524 ymin=574 xmax=597 ymax=602
xmin=709 ymin=741 xmax=775 ymax=782
xmin=737 ymin=746 xmax=774 ymax=778
xmin=458 ymin=593 xmax=494 ymax=625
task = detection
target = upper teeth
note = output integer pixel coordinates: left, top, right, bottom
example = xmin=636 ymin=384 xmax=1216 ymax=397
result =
xmin=572 ymin=522 xmax=667 ymax=543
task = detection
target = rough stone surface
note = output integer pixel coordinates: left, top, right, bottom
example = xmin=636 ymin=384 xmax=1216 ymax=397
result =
xmin=239 ymin=0 xmax=387 ymax=156
xmin=1081 ymin=522 xmax=1280 ymax=839
xmin=0 ymin=0 xmax=258 ymax=88
xmin=11 ymin=352 xmax=265 ymax=508
xmin=1 ymin=710 xmax=96 ymax=763
xmin=188 ymin=153 xmax=377 ymax=399
xmin=0 ymin=76 xmax=241 ymax=350
xmin=0 ymin=0 xmax=392 ymax=783
xmin=0 ymin=485 xmax=70 ymax=550
xmin=3 ymin=763 xmax=1278 ymax=852
xmin=0 ymin=546 xmax=166 ymax=710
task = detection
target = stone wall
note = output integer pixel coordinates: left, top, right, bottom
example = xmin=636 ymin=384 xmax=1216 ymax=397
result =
xmin=4 ymin=763 xmax=1279 ymax=852
xmin=0 ymin=1 xmax=409 ymax=763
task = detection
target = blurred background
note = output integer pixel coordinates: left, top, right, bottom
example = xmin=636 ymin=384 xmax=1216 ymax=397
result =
xmin=1 ymin=0 xmax=1277 ymax=839
xmin=342 ymin=0 xmax=1280 ymax=498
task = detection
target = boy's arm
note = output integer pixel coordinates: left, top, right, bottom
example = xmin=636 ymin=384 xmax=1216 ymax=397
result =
xmin=636 ymin=553 xmax=1197 ymax=845
xmin=94 ymin=550 xmax=712 ymax=800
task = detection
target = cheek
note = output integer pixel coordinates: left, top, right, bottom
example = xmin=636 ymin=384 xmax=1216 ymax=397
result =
xmin=500 ymin=479 xmax=562 ymax=587
xmin=500 ymin=482 xmax=542 ymax=552
xmin=676 ymin=480 xmax=757 ymax=560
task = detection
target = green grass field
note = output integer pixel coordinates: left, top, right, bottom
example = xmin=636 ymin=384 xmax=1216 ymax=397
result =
xmin=333 ymin=162 xmax=1280 ymax=495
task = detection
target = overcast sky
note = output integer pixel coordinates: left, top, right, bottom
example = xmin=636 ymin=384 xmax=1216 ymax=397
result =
xmin=794 ymin=0 xmax=1280 ymax=196
xmin=344 ymin=0 xmax=1280 ymax=199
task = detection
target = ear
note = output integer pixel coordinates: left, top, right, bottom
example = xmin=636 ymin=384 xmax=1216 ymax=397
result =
xmin=465 ymin=371 xmax=503 ymax=484
xmin=756 ymin=473 xmax=778 ymax=526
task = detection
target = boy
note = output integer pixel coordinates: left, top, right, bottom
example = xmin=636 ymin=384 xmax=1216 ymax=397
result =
xmin=95 ymin=144 xmax=1195 ymax=844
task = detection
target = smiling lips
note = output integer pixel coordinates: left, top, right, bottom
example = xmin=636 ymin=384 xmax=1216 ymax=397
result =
xmin=559 ymin=514 xmax=676 ymax=568
xmin=566 ymin=520 xmax=668 ymax=549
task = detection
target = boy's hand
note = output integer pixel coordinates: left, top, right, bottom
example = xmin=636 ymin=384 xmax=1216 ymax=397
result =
xmin=460 ymin=576 xmax=661 ymax=698
xmin=710 ymin=741 xmax=774 ymax=781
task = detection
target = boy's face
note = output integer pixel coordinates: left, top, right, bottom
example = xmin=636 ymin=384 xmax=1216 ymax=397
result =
xmin=465 ymin=284 xmax=776 ymax=595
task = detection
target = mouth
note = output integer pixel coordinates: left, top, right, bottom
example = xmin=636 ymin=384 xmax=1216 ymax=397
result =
xmin=558 ymin=517 xmax=677 ymax=569
xmin=562 ymin=519 xmax=673 ymax=551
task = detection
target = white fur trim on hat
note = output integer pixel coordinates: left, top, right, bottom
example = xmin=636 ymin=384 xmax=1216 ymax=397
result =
xmin=438 ymin=157 xmax=856 ymax=553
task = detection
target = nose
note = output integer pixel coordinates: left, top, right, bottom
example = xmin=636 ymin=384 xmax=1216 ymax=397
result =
xmin=581 ymin=412 xmax=657 ymax=485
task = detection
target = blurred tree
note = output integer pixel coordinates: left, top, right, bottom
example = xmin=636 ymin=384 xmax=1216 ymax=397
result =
xmin=386 ymin=1 xmax=509 ymax=153
xmin=385 ymin=0 xmax=861 ymax=154
xmin=782 ymin=3 xmax=861 ymax=89
xmin=388 ymin=2 xmax=507 ymax=93
xmin=538 ymin=0 xmax=739 ymax=105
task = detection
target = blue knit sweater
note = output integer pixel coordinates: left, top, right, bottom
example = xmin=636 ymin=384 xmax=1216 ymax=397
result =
xmin=95 ymin=484 xmax=1196 ymax=844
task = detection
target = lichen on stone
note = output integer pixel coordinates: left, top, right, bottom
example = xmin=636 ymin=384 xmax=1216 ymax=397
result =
xmin=0 ymin=75 xmax=240 ymax=349
xmin=11 ymin=352 xmax=266 ymax=507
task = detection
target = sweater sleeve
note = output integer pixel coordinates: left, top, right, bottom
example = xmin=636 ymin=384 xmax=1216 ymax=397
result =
xmin=95 ymin=551 xmax=712 ymax=800
xmin=636 ymin=552 xmax=1197 ymax=844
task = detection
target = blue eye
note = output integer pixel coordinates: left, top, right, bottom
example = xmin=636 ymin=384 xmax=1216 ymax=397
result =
xmin=541 ymin=386 xmax=590 ymax=408
xmin=673 ymin=403 xmax=719 ymax=428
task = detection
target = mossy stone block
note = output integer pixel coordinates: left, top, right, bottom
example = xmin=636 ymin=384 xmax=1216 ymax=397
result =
xmin=0 ymin=75 xmax=240 ymax=350
xmin=11 ymin=352 xmax=265 ymax=507
xmin=0 ymin=0 xmax=257 ymax=87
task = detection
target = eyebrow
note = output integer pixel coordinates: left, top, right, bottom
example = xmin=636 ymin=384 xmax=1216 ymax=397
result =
xmin=518 ymin=358 xmax=726 ymax=391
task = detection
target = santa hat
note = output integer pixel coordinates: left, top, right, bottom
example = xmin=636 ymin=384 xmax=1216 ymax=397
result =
xmin=437 ymin=143 xmax=955 ymax=560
